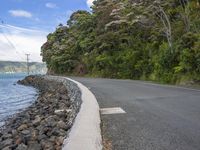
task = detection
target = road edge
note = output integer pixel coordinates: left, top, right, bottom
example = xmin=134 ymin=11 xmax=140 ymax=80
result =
xmin=62 ymin=78 xmax=102 ymax=150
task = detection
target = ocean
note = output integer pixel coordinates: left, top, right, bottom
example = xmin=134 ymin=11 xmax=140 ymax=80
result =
xmin=0 ymin=73 xmax=38 ymax=127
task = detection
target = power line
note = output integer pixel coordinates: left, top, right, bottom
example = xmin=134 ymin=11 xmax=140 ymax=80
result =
xmin=0 ymin=27 xmax=27 ymax=65
xmin=0 ymin=19 xmax=28 ymax=68
xmin=0 ymin=23 xmax=27 ymax=55
xmin=0 ymin=29 xmax=25 ymax=61
xmin=0 ymin=28 xmax=16 ymax=50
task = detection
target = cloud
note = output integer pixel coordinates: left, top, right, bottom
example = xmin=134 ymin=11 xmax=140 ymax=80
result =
xmin=9 ymin=10 xmax=32 ymax=18
xmin=87 ymin=0 xmax=94 ymax=7
xmin=0 ymin=24 xmax=48 ymax=62
xmin=45 ymin=3 xmax=57 ymax=9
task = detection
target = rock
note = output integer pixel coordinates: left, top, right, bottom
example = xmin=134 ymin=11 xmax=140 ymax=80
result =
xmin=59 ymin=95 xmax=69 ymax=100
xmin=32 ymin=115 xmax=41 ymax=126
xmin=16 ymin=143 xmax=27 ymax=150
xmin=21 ymin=130 xmax=30 ymax=135
xmin=2 ymin=146 xmax=11 ymax=150
xmin=58 ymin=102 xmax=68 ymax=109
xmin=45 ymin=116 xmax=57 ymax=127
xmin=15 ymin=137 xmax=22 ymax=145
xmin=30 ymin=130 xmax=38 ymax=141
xmin=46 ymin=130 xmax=53 ymax=137
xmin=17 ymin=124 xmax=28 ymax=131
xmin=28 ymin=142 xmax=42 ymax=150
xmin=55 ymin=145 xmax=61 ymax=150
xmin=55 ymin=136 xmax=64 ymax=146
xmin=57 ymin=120 xmax=67 ymax=130
xmin=2 ymin=138 xmax=13 ymax=147
xmin=49 ymin=136 xmax=56 ymax=142
xmin=23 ymin=134 xmax=32 ymax=144
xmin=42 ymin=126 xmax=52 ymax=134
xmin=54 ymin=110 xmax=65 ymax=116
xmin=59 ymin=85 xmax=67 ymax=94
xmin=41 ymin=141 xmax=54 ymax=150
xmin=11 ymin=130 xmax=18 ymax=136
xmin=2 ymin=133 xmax=12 ymax=140
xmin=38 ymin=134 xmax=47 ymax=141
xmin=51 ymin=127 xmax=60 ymax=136
xmin=10 ymin=144 xmax=18 ymax=149
xmin=52 ymin=128 xmax=66 ymax=137
xmin=36 ymin=125 xmax=43 ymax=132
xmin=59 ymin=129 xmax=67 ymax=136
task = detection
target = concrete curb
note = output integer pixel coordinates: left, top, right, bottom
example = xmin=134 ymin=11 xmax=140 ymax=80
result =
xmin=62 ymin=78 xmax=102 ymax=150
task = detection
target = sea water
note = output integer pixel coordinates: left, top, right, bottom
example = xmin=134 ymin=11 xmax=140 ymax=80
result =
xmin=0 ymin=73 xmax=37 ymax=127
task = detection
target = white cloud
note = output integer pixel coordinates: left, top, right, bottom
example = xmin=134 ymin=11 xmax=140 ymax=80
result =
xmin=0 ymin=24 xmax=48 ymax=62
xmin=9 ymin=10 xmax=32 ymax=18
xmin=45 ymin=3 xmax=57 ymax=9
xmin=87 ymin=0 xmax=94 ymax=7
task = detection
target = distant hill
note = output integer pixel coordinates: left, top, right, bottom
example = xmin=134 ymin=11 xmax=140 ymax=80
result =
xmin=0 ymin=61 xmax=47 ymax=74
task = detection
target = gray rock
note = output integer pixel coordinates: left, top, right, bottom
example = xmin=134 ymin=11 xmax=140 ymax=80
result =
xmin=2 ymin=146 xmax=11 ymax=150
xmin=21 ymin=130 xmax=30 ymax=135
xmin=15 ymin=136 xmax=22 ymax=145
xmin=17 ymin=124 xmax=28 ymax=131
xmin=2 ymin=133 xmax=12 ymax=140
xmin=30 ymin=130 xmax=38 ymax=141
xmin=49 ymin=136 xmax=56 ymax=142
xmin=51 ymin=127 xmax=60 ymax=136
xmin=28 ymin=142 xmax=41 ymax=150
xmin=41 ymin=141 xmax=54 ymax=150
xmin=38 ymin=134 xmax=47 ymax=141
xmin=2 ymin=139 xmax=13 ymax=147
xmin=57 ymin=120 xmax=67 ymax=130
xmin=55 ymin=136 xmax=64 ymax=146
xmin=11 ymin=130 xmax=18 ymax=136
xmin=36 ymin=125 xmax=43 ymax=132
xmin=16 ymin=143 xmax=27 ymax=150
xmin=45 ymin=116 xmax=57 ymax=127
xmin=60 ymin=95 xmax=69 ymax=100
xmin=32 ymin=115 xmax=41 ymax=126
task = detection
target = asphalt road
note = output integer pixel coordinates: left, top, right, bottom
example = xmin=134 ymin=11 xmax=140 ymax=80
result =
xmin=72 ymin=77 xmax=200 ymax=150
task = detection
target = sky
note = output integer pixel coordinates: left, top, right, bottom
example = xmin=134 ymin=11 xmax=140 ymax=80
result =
xmin=0 ymin=0 xmax=94 ymax=62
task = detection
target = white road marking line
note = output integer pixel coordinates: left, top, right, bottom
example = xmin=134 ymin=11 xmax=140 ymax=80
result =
xmin=100 ymin=107 xmax=126 ymax=115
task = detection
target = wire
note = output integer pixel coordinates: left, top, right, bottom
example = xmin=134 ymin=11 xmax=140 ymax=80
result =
xmin=0 ymin=28 xmax=26 ymax=62
xmin=0 ymin=19 xmax=27 ymax=68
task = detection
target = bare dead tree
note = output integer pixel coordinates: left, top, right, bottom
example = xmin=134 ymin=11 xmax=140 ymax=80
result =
xmin=179 ymin=0 xmax=190 ymax=32
xmin=150 ymin=4 xmax=173 ymax=52
xmin=197 ymin=0 xmax=200 ymax=6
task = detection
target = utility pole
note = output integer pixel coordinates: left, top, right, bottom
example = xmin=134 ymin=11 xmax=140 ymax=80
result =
xmin=25 ymin=54 xmax=30 ymax=75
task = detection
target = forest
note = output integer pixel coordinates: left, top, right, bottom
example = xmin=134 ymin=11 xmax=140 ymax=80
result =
xmin=41 ymin=0 xmax=200 ymax=84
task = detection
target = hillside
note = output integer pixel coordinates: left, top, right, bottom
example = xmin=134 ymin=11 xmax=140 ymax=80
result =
xmin=0 ymin=61 xmax=47 ymax=74
xmin=41 ymin=0 xmax=200 ymax=84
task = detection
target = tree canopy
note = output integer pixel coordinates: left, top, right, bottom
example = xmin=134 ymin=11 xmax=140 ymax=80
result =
xmin=41 ymin=0 xmax=200 ymax=84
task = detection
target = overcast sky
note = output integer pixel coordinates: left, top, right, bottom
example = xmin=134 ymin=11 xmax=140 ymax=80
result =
xmin=0 ymin=0 xmax=94 ymax=62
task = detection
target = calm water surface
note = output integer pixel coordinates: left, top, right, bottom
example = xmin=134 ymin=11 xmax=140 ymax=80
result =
xmin=0 ymin=73 xmax=37 ymax=126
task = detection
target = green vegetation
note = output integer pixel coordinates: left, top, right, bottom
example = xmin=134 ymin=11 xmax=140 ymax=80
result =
xmin=0 ymin=61 xmax=47 ymax=73
xmin=41 ymin=0 xmax=200 ymax=84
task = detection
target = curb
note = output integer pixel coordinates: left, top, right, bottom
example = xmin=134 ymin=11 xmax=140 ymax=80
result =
xmin=62 ymin=78 xmax=102 ymax=150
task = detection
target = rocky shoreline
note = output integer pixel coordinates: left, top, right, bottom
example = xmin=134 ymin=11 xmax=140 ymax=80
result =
xmin=0 ymin=75 xmax=82 ymax=150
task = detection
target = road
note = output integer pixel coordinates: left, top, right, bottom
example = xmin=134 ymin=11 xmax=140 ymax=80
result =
xmin=72 ymin=77 xmax=200 ymax=150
